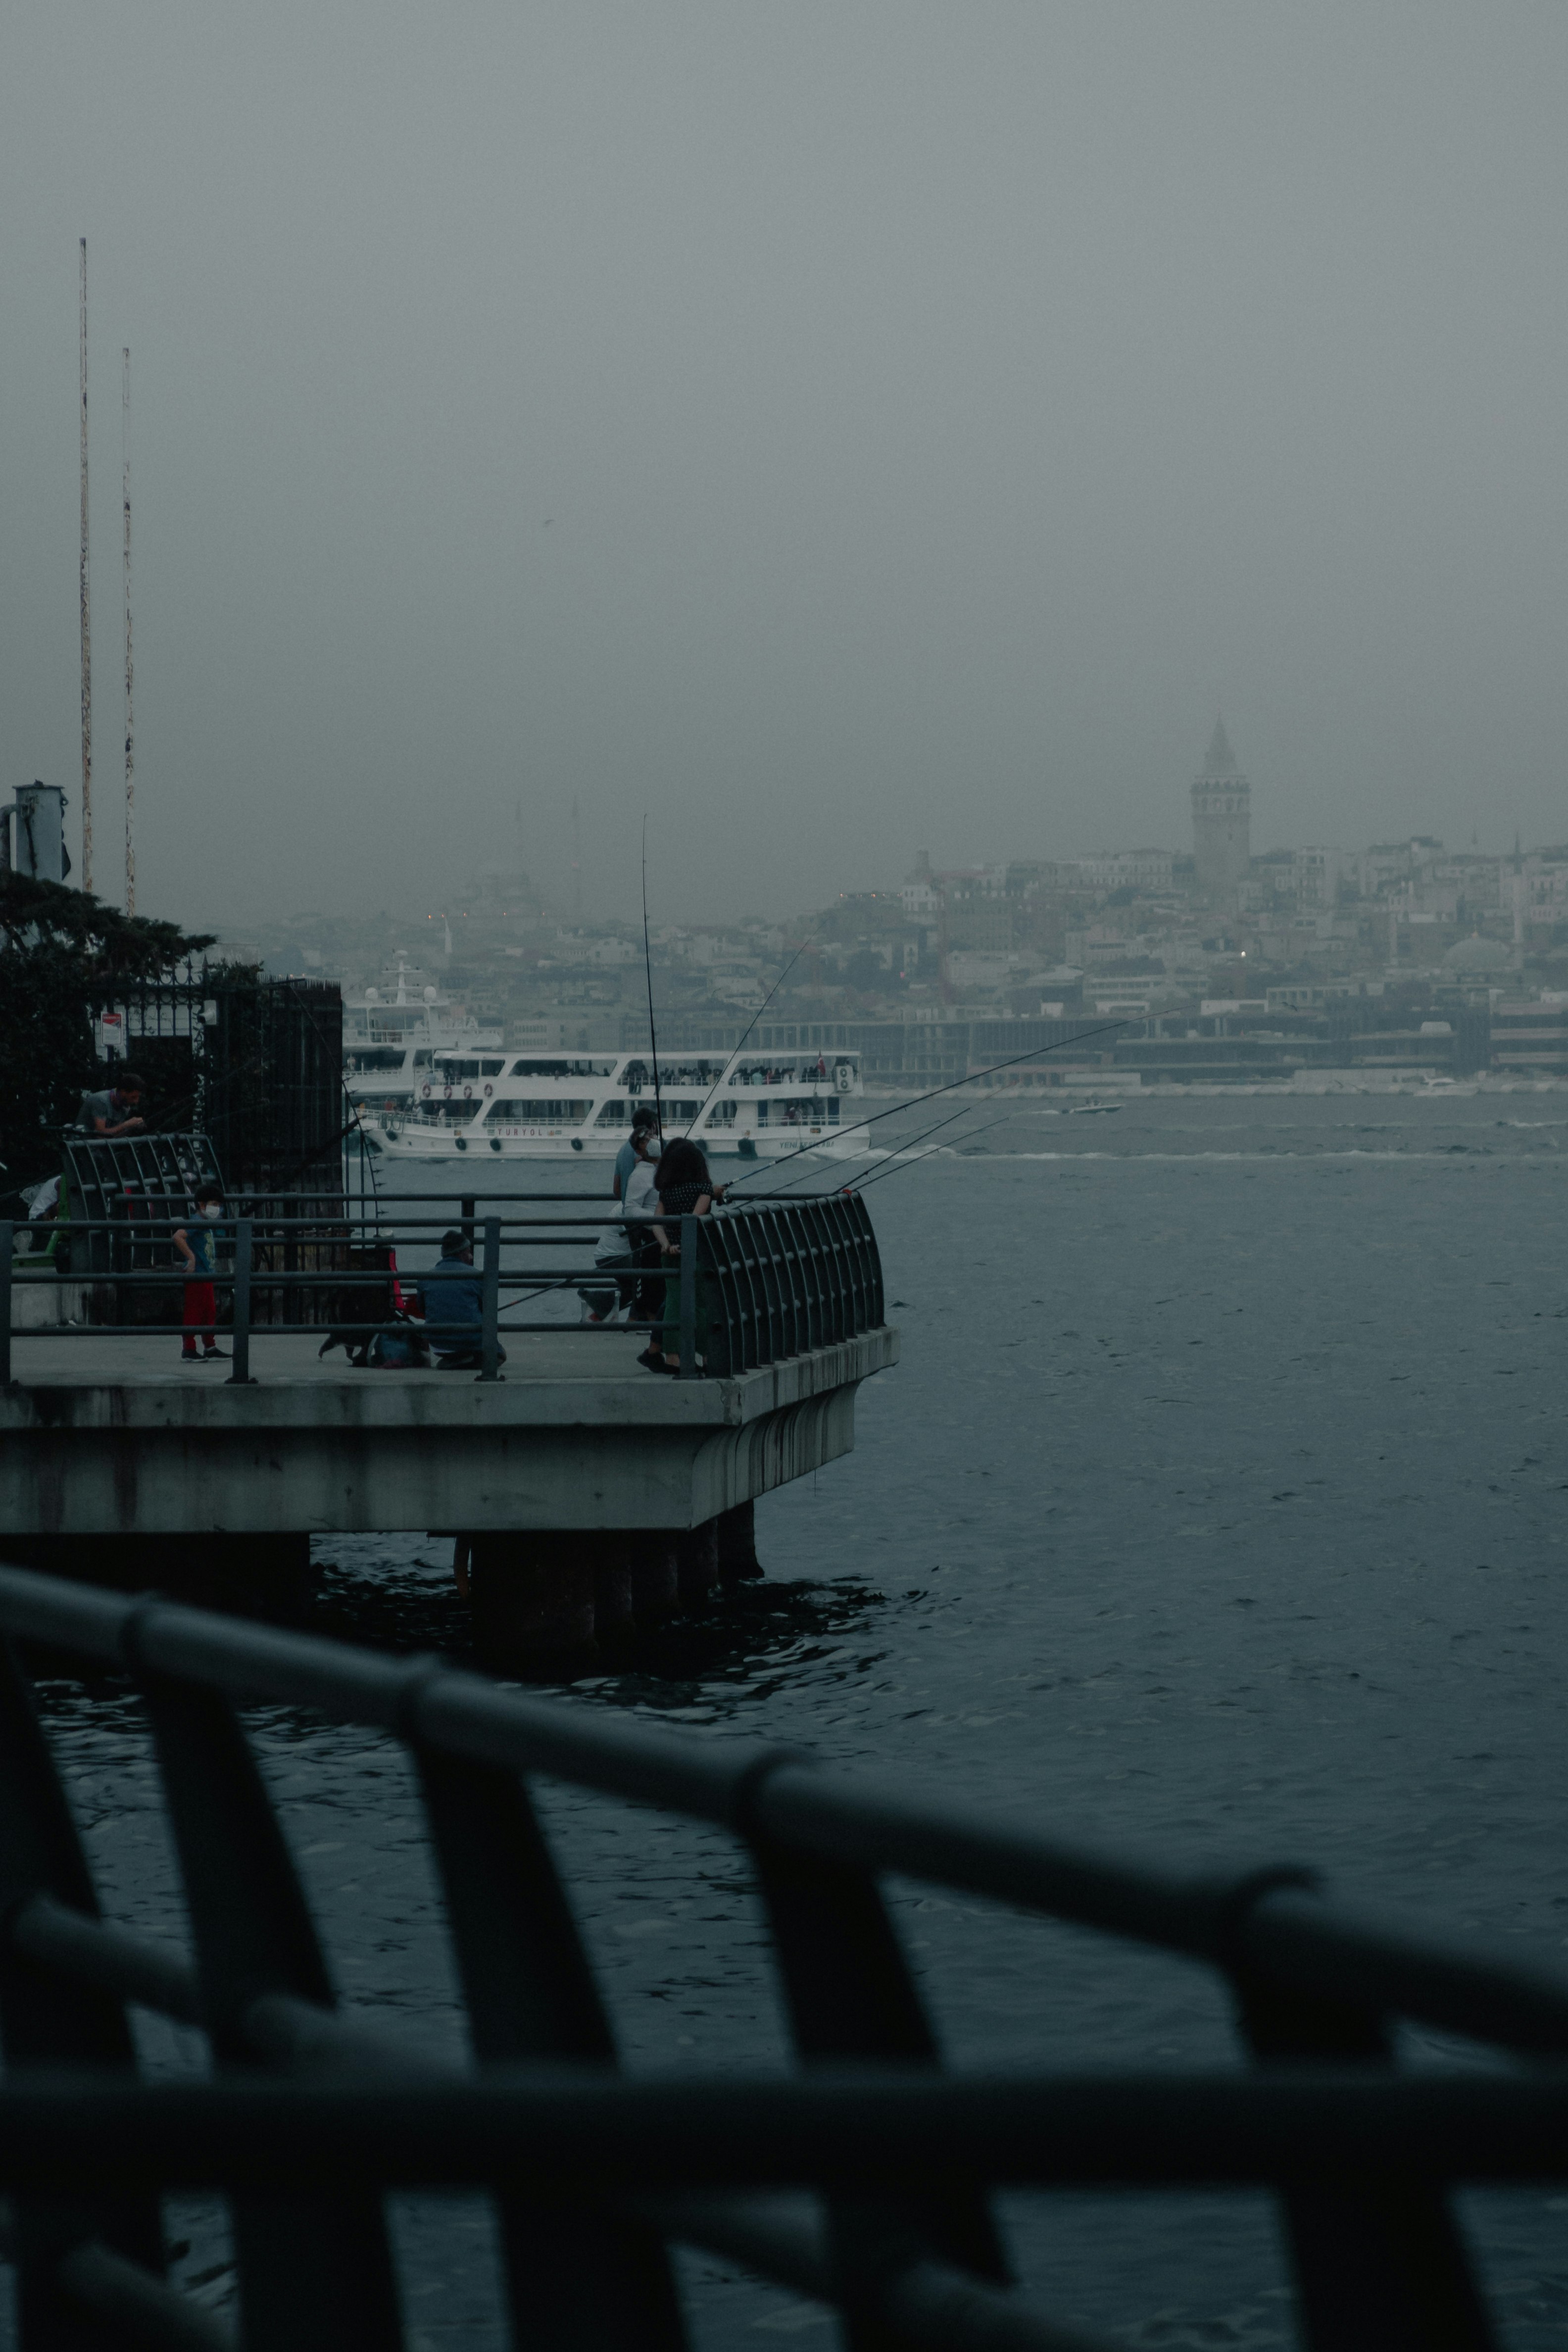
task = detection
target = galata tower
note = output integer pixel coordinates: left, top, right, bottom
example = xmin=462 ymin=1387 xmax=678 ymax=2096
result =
xmin=1190 ymin=720 xmax=1251 ymax=906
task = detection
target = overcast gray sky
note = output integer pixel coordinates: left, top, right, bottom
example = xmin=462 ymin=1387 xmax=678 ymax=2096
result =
xmin=3 ymin=4 xmax=1565 ymax=931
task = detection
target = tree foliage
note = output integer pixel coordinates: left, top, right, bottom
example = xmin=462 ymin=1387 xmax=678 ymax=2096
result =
xmin=0 ymin=877 xmax=217 ymax=1189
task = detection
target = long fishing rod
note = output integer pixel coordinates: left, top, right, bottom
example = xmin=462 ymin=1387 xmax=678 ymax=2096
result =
xmin=851 ymin=1093 xmax=1037 ymax=1195
xmin=722 ymin=1020 xmax=1127 ymax=1197
xmin=640 ymin=818 xmax=664 ymax=1138
xmin=773 ymin=1077 xmax=1038 ymax=1201
xmin=750 ymin=1084 xmax=1010 ymax=1201
xmin=682 ymin=922 xmax=822 ymax=1140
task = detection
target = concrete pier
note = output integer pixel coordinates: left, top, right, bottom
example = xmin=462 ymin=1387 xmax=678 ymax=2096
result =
xmin=0 ymin=1324 xmax=897 ymax=1659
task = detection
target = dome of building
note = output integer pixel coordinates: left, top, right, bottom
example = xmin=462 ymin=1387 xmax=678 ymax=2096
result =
xmin=1442 ymin=933 xmax=1512 ymax=972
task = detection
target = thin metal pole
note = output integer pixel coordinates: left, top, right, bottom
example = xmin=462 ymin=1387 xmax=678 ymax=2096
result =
xmin=79 ymin=238 xmax=93 ymax=894
xmin=227 ymin=1220 xmax=253 ymax=1384
xmin=479 ymin=1218 xmax=501 ymax=1381
xmin=122 ymin=345 xmax=134 ymax=915
xmin=678 ymin=1216 xmax=696 ymax=1377
xmin=0 ymin=1224 xmax=11 ymax=1388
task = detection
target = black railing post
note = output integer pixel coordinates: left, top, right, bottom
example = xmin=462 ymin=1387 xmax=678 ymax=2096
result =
xmin=678 ymin=1216 xmax=697 ymax=1376
xmin=0 ymin=1221 xmax=11 ymax=1387
xmin=227 ymin=1217 xmax=255 ymax=1385
xmin=0 ymin=1641 xmax=167 ymax=2333
xmin=415 ymin=1746 xmax=689 ymax=2348
xmin=131 ymin=1664 xmax=404 ymax=2352
xmin=1230 ymin=1942 xmax=1494 ymax=2352
xmin=479 ymin=1216 xmax=501 ymax=1382
xmin=461 ymin=1194 xmax=476 ymax=1249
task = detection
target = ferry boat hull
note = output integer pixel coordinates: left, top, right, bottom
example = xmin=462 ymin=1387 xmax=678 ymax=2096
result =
xmin=359 ymin=1123 xmax=871 ymax=1163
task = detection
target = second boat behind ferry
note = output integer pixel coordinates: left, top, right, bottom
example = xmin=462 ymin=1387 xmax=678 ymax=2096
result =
xmin=359 ymin=1046 xmax=869 ymax=1162
xmin=343 ymin=954 xmax=503 ymax=1123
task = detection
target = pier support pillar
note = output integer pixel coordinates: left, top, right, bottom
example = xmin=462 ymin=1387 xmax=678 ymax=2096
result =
xmin=469 ymin=1535 xmax=596 ymax=1673
xmin=716 ymin=1500 xmax=763 ymax=1585
xmin=591 ymin=1535 xmax=636 ymax=1649
xmin=630 ymin=1538 xmax=680 ymax=1623
xmin=675 ymin=1520 xmax=719 ymax=1611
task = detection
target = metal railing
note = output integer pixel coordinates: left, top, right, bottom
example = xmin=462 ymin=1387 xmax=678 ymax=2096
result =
xmin=0 ymin=1563 xmax=1564 ymax=2350
xmin=0 ymin=1193 xmax=884 ymax=1383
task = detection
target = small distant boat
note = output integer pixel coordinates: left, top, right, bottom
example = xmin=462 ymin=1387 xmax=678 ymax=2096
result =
xmin=1063 ymin=1096 xmax=1124 ymax=1116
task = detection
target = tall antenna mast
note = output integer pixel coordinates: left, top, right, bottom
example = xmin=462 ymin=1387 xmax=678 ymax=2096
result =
xmin=79 ymin=238 xmax=93 ymax=893
xmin=122 ymin=345 xmax=134 ymax=914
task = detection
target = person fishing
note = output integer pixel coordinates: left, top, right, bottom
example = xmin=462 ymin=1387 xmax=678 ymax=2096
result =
xmin=637 ymin=1137 xmax=729 ymax=1374
xmin=78 ymin=1071 xmax=148 ymax=1137
xmin=581 ymin=1110 xmax=662 ymax=1325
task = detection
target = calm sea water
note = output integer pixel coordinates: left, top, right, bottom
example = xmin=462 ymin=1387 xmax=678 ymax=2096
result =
xmin=19 ymin=1089 xmax=1568 ymax=2347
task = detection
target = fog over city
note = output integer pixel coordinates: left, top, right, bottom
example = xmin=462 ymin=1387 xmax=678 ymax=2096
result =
xmin=3 ymin=4 xmax=1566 ymax=931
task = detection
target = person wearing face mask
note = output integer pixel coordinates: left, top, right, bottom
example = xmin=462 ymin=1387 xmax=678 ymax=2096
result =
xmin=173 ymin=1183 xmax=228 ymax=1362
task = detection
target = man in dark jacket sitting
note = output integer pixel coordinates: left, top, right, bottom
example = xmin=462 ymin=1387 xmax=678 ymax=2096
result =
xmin=418 ymin=1229 xmax=505 ymax=1370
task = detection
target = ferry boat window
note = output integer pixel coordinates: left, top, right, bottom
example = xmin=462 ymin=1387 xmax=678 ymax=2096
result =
xmin=413 ymin=1049 xmax=434 ymax=1067
xmin=485 ymin=1099 xmax=594 ymax=1123
xmin=758 ymin=1099 xmax=823 ymax=1126
xmin=593 ymin=1101 xmax=628 ymax=1126
xmin=437 ymin=1058 xmax=506 ymax=1079
xmin=509 ymin=1058 xmax=618 ymax=1078
xmin=353 ymin=1048 xmax=413 ymax=1072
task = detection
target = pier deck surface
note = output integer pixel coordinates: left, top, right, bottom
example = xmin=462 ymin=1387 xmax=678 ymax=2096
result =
xmin=7 ymin=1328 xmax=656 ymax=1389
xmin=0 ymin=1326 xmax=898 ymax=1533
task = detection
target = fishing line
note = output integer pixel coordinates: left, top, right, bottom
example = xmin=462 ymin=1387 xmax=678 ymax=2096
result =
xmin=682 ymin=921 xmax=824 ymax=1140
xmin=765 ymin=1085 xmax=1038 ymax=1202
xmin=750 ymin=1087 xmax=1006 ymax=1200
xmin=849 ymin=1093 xmax=1037 ymax=1194
xmin=722 ymin=1020 xmax=1127 ymax=1197
xmin=640 ymin=818 xmax=664 ymax=1137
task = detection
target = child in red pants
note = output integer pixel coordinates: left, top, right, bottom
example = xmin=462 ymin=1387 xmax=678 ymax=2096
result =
xmin=173 ymin=1184 xmax=227 ymax=1361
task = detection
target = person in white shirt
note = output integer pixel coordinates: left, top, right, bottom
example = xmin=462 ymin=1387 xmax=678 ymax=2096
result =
xmin=578 ymin=1121 xmax=661 ymax=1323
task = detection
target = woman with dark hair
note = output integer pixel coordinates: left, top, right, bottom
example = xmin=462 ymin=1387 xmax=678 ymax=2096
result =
xmin=639 ymin=1138 xmax=728 ymax=1373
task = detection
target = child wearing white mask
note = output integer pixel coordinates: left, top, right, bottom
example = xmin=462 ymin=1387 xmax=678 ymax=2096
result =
xmin=174 ymin=1184 xmax=228 ymax=1363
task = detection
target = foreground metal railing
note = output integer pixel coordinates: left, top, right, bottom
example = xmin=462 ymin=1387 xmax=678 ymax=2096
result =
xmin=0 ymin=1193 xmax=883 ymax=1382
xmin=0 ymin=1564 xmax=1564 ymax=2351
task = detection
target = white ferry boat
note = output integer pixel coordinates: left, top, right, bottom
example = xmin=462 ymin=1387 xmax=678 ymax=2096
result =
xmin=358 ymin=1046 xmax=869 ymax=1162
xmin=343 ymin=955 xmax=503 ymax=1121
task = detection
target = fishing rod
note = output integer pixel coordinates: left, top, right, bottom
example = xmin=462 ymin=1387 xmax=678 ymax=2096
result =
xmin=721 ymin=1020 xmax=1127 ymax=1197
xmin=640 ymin=818 xmax=664 ymax=1138
xmin=750 ymin=1084 xmax=1010 ymax=1201
xmin=760 ymin=1077 xmax=1039 ymax=1203
xmin=682 ymin=922 xmax=823 ymax=1140
xmin=851 ymin=1093 xmax=1038 ymax=1195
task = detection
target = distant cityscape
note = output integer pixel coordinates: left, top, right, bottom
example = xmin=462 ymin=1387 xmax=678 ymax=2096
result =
xmin=228 ymin=724 xmax=1568 ymax=1087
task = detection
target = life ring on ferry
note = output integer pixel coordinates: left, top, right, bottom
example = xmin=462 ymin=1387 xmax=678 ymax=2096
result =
xmin=421 ymin=1083 xmax=432 ymax=1099
xmin=483 ymin=1082 xmax=493 ymax=1098
xmin=463 ymin=1084 xmax=473 ymax=1100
